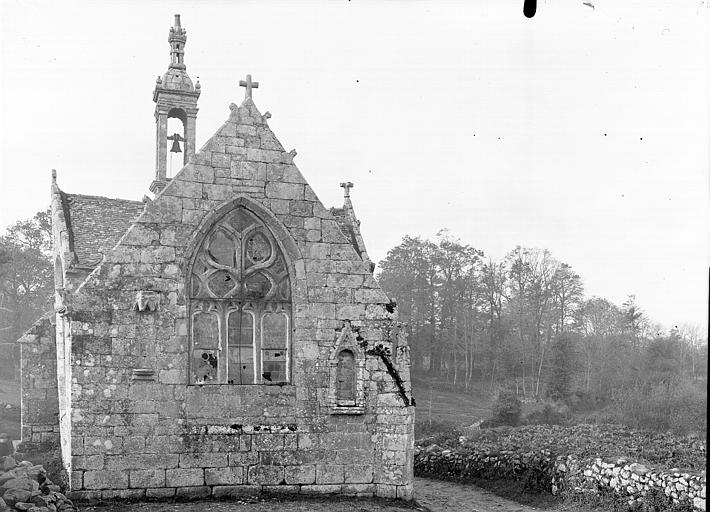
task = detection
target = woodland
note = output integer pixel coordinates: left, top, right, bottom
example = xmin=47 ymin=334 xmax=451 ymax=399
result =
xmin=377 ymin=231 xmax=707 ymax=435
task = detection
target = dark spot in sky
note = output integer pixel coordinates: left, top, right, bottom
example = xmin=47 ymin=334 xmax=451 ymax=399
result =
xmin=604 ymin=133 xmax=607 ymax=136
xmin=523 ymin=0 xmax=536 ymax=18
xmin=583 ymin=1 xmax=595 ymax=9
xmin=640 ymin=137 xmax=643 ymax=140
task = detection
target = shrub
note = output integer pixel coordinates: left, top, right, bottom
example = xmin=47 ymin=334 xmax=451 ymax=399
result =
xmin=609 ymin=382 xmax=707 ymax=436
xmin=489 ymin=388 xmax=522 ymax=427
xmin=524 ymin=401 xmax=571 ymax=426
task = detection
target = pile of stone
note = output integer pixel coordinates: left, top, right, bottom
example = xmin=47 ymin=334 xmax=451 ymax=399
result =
xmin=552 ymin=455 xmax=706 ymax=511
xmin=0 ymin=457 xmax=76 ymax=512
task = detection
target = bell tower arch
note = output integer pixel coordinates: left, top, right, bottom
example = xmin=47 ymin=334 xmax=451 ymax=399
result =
xmin=151 ymin=14 xmax=200 ymax=194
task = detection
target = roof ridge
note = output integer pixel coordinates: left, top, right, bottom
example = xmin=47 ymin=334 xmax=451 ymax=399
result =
xmin=66 ymin=193 xmax=144 ymax=204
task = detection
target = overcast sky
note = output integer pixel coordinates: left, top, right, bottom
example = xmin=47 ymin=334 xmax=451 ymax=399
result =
xmin=1 ymin=0 xmax=708 ymax=331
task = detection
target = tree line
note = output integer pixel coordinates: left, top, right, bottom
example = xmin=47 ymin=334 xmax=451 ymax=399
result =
xmin=0 ymin=210 xmax=52 ymax=379
xmin=376 ymin=231 xmax=708 ymax=408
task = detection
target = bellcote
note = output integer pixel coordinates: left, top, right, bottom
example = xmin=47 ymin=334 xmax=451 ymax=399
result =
xmin=151 ymin=14 xmax=200 ymax=195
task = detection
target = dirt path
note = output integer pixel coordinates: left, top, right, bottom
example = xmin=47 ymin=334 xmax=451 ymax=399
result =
xmin=415 ymin=478 xmax=545 ymax=512
xmin=78 ymin=480 xmax=548 ymax=512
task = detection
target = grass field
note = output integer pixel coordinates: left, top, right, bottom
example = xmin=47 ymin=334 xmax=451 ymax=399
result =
xmin=410 ymin=379 xmax=493 ymax=427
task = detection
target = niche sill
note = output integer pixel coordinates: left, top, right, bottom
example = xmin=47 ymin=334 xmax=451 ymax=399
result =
xmin=330 ymin=405 xmax=365 ymax=415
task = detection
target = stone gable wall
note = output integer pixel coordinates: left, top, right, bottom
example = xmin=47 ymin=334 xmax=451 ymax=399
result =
xmin=59 ymin=99 xmax=414 ymax=502
xmin=18 ymin=314 xmax=60 ymax=456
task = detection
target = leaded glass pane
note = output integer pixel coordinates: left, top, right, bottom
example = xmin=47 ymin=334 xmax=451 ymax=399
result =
xmin=262 ymin=312 xmax=287 ymax=349
xmin=193 ymin=312 xmax=219 ymax=348
xmin=208 ymin=230 xmax=235 ymax=267
xmin=208 ymin=270 xmax=236 ymax=297
xmin=244 ymin=273 xmax=270 ymax=300
xmin=227 ymin=310 xmax=255 ymax=384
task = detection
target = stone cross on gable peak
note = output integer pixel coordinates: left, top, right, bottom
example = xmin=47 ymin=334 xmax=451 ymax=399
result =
xmin=239 ymin=74 xmax=259 ymax=100
xmin=340 ymin=182 xmax=354 ymax=198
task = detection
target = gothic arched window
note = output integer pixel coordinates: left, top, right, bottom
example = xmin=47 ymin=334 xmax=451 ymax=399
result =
xmin=189 ymin=207 xmax=291 ymax=385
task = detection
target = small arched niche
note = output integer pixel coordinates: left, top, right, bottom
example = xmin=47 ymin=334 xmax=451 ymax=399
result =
xmin=328 ymin=321 xmax=366 ymax=414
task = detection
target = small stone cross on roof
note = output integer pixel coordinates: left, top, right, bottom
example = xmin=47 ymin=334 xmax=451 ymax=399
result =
xmin=340 ymin=182 xmax=354 ymax=198
xmin=239 ymin=74 xmax=259 ymax=100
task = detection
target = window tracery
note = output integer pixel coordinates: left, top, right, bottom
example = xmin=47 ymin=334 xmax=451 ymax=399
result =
xmin=189 ymin=207 xmax=291 ymax=385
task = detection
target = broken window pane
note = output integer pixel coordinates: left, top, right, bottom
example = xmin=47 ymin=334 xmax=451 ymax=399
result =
xmin=193 ymin=349 xmax=218 ymax=384
xmin=245 ymin=232 xmax=271 ymax=266
xmin=262 ymin=350 xmax=286 ymax=383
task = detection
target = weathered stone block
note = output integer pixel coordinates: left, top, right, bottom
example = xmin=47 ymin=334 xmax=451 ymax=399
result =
xmin=129 ymin=469 xmax=166 ymax=488
xmin=205 ymin=466 xmax=243 ymax=486
xmin=375 ymin=484 xmax=398 ymax=499
xmin=253 ymin=435 xmax=284 ymax=451
xmin=71 ymin=455 xmax=104 ymax=470
xmin=263 ymin=484 xmax=300 ymax=495
xmin=231 ymin=161 xmax=266 ymax=181
xmin=146 ymin=487 xmax=176 ymax=499
xmin=165 ymin=468 xmax=204 ymax=487
xmin=284 ymin=465 xmax=315 ymax=485
xmin=316 ymin=465 xmax=345 ymax=485
xmin=342 ymin=483 xmax=376 ymax=496
xmin=301 ymin=484 xmax=342 ymax=494
xmin=211 ymin=485 xmax=260 ymax=498
xmin=104 ymin=453 xmax=179 ymax=471
xmin=101 ymin=488 xmax=145 ymax=501
xmin=83 ymin=470 xmax=129 ymax=490
xmin=266 ymin=164 xmax=304 ymax=183
xmin=247 ymin=465 xmax=283 ymax=485
xmin=344 ymin=465 xmax=373 ymax=484
xmin=211 ymin=153 xmax=230 ymax=168
xmin=70 ymin=471 xmax=83 ymax=490
xmin=175 ymin=486 xmax=211 ymax=499
xmin=265 ymin=182 xmax=304 ymax=200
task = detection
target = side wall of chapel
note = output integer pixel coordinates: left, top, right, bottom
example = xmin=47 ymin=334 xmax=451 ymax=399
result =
xmin=61 ymin=99 xmax=414 ymax=502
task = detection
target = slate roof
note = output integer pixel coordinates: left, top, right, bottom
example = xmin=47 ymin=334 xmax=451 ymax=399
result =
xmin=62 ymin=193 xmax=145 ymax=267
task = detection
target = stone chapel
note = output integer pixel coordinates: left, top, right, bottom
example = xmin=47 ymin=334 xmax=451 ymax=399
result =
xmin=18 ymin=15 xmax=414 ymax=502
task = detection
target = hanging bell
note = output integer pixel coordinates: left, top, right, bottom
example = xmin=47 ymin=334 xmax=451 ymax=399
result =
xmin=169 ymin=134 xmax=182 ymax=153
